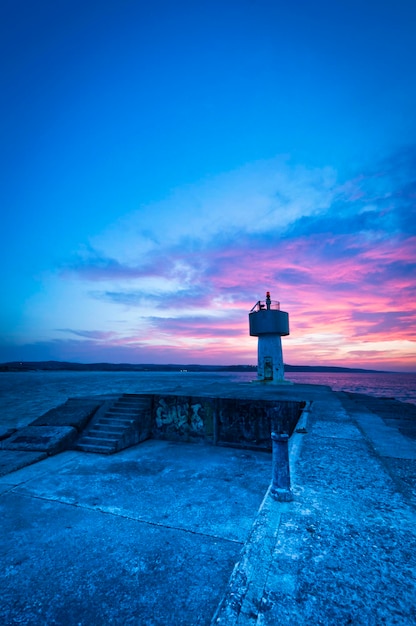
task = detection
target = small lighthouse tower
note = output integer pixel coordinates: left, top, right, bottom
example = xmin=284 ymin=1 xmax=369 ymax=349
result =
xmin=249 ymin=291 xmax=290 ymax=383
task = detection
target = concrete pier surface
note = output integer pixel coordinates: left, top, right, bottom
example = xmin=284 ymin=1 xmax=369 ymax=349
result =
xmin=1 ymin=379 xmax=415 ymax=625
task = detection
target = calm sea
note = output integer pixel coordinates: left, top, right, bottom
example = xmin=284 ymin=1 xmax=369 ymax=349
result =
xmin=0 ymin=370 xmax=415 ymax=430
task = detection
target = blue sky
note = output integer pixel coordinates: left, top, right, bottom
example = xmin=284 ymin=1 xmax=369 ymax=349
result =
xmin=1 ymin=0 xmax=416 ymax=370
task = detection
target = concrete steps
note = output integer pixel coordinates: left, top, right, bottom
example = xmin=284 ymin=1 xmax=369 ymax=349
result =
xmin=74 ymin=394 xmax=153 ymax=454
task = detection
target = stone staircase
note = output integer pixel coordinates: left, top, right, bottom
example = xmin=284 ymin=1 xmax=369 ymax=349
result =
xmin=74 ymin=394 xmax=153 ymax=454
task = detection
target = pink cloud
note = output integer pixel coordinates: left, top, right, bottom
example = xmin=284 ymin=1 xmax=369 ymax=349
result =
xmin=72 ymin=229 xmax=415 ymax=371
xmin=31 ymin=153 xmax=416 ymax=372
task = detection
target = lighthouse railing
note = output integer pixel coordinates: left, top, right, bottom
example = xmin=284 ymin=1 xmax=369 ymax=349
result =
xmin=249 ymin=300 xmax=280 ymax=313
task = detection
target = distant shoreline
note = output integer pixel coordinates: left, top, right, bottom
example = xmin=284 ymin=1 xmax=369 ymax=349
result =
xmin=0 ymin=360 xmax=392 ymax=374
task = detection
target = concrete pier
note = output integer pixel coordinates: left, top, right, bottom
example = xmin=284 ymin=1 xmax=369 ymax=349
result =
xmin=0 ymin=377 xmax=415 ymax=625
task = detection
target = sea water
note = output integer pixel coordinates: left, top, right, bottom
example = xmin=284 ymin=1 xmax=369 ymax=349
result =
xmin=285 ymin=371 xmax=416 ymax=405
xmin=0 ymin=370 xmax=415 ymax=430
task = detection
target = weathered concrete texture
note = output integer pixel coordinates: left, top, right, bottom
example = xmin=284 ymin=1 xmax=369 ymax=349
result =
xmin=74 ymin=395 xmax=153 ymax=454
xmin=12 ymin=442 xmax=270 ymax=543
xmin=0 ymin=450 xmax=47 ymax=477
xmin=3 ymin=390 xmax=304 ymax=462
xmin=1 ymin=425 xmax=78 ymax=454
xmin=341 ymin=392 xmax=416 ymax=460
xmin=0 ymin=442 xmax=271 ymax=626
xmin=152 ymin=394 xmax=304 ymax=449
xmin=216 ymin=399 xmax=303 ymax=450
xmin=0 ymin=399 xmax=101 ymax=459
xmin=382 ymin=457 xmax=416 ymax=502
xmin=343 ymin=392 xmax=416 ymax=440
xmin=1 ymin=493 xmax=242 ymax=626
xmin=153 ymin=394 xmax=205 ymax=441
xmin=2 ymin=379 xmax=416 ymax=625
xmin=30 ymin=397 xmax=102 ymax=431
xmin=151 ymin=394 xmax=215 ymax=442
xmin=0 ymin=427 xmax=16 ymax=441
xmin=214 ymin=394 xmax=416 ymax=625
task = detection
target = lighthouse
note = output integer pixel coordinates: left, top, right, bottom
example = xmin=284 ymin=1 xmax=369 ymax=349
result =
xmin=249 ymin=291 xmax=290 ymax=383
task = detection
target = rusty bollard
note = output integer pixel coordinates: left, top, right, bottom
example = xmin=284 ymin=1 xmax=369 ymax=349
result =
xmin=271 ymin=432 xmax=293 ymax=501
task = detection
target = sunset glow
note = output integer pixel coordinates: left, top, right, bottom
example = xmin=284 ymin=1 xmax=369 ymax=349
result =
xmin=1 ymin=1 xmax=415 ymax=372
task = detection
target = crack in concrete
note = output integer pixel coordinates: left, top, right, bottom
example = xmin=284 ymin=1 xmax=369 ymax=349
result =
xmin=13 ymin=490 xmax=245 ymax=545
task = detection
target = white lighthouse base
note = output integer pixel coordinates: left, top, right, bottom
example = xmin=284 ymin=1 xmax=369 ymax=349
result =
xmin=255 ymin=335 xmax=289 ymax=384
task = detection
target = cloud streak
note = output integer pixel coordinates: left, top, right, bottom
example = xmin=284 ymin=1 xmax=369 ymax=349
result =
xmin=8 ymin=150 xmax=416 ymax=371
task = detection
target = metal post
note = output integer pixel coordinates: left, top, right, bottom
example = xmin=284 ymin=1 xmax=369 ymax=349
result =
xmin=271 ymin=432 xmax=293 ymax=501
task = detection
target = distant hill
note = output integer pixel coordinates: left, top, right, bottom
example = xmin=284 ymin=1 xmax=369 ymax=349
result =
xmin=0 ymin=361 xmax=389 ymax=374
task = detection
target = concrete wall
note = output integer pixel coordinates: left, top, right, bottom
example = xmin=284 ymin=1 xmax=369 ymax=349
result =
xmin=151 ymin=394 xmax=305 ymax=450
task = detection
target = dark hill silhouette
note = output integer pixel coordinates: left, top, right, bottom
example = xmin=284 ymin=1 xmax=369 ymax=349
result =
xmin=0 ymin=361 xmax=389 ymax=374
